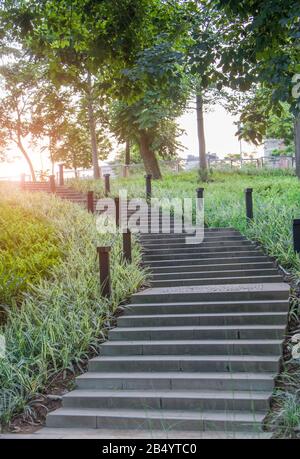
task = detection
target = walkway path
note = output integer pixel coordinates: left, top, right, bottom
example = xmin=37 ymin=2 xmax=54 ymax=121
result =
xmin=10 ymin=185 xmax=290 ymax=438
xmin=44 ymin=222 xmax=288 ymax=438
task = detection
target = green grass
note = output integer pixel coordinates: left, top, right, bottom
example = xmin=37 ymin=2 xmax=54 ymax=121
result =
xmin=70 ymin=167 xmax=300 ymax=276
xmin=0 ymin=186 xmax=146 ymax=426
xmin=0 ymin=201 xmax=60 ymax=312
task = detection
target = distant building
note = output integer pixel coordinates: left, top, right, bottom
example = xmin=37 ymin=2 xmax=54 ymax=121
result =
xmin=185 ymin=153 xmax=219 ymax=170
xmin=264 ymin=138 xmax=285 ymax=157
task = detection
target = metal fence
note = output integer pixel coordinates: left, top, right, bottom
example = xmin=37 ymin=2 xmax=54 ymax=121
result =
xmin=0 ymin=156 xmax=295 ymax=184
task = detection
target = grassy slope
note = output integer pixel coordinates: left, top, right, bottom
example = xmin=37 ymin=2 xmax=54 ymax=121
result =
xmin=0 ymin=186 xmax=146 ymax=425
xmin=0 ymin=201 xmax=60 ymax=312
xmin=70 ymin=168 xmax=300 ymax=276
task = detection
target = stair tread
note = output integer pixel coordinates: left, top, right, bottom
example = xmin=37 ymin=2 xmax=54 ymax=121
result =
xmin=134 ymin=282 xmax=289 ymax=297
xmin=127 ymin=299 xmax=287 ymax=306
xmin=91 ymin=354 xmax=280 ymax=362
xmin=47 ymin=407 xmax=266 ymax=422
xmin=110 ymin=325 xmax=285 ymax=331
xmin=64 ymin=389 xmax=272 ymax=399
xmin=120 ymin=312 xmax=286 ymax=319
xmin=78 ymin=371 xmax=275 ymax=380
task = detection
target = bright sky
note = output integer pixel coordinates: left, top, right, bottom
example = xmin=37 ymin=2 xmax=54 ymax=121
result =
xmin=0 ymin=104 xmax=259 ymax=179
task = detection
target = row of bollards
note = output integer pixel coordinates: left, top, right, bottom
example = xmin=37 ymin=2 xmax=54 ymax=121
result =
xmin=20 ymin=168 xmax=300 ymax=297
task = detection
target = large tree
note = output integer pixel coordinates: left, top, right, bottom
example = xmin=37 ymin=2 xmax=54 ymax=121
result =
xmin=191 ymin=0 xmax=300 ymax=174
xmin=0 ymin=60 xmax=41 ymax=180
xmin=1 ymin=0 xmax=186 ymax=178
xmin=109 ymin=42 xmax=189 ymax=179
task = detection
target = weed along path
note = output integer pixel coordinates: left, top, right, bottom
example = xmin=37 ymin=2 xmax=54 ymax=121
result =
xmin=4 ymin=180 xmax=290 ymax=439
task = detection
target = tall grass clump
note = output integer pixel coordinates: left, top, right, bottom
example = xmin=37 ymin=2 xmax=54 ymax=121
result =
xmin=0 ymin=186 xmax=146 ymax=426
xmin=0 ymin=201 xmax=60 ymax=312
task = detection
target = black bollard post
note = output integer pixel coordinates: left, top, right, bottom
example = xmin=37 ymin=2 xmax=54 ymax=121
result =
xmin=145 ymin=174 xmax=152 ymax=203
xmin=87 ymin=191 xmax=94 ymax=213
xmin=59 ymin=164 xmax=64 ymax=186
xmin=49 ymin=175 xmax=56 ymax=193
xmin=123 ymin=230 xmax=132 ymax=263
xmin=97 ymin=246 xmax=111 ymax=298
xmin=245 ymin=188 xmax=253 ymax=220
xmin=293 ymin=219 xmax=300 ymax=254
xmin=104 ymin=174 xmax=110 ymax=197
xmin=196 ymin=188 xmax=204 ymax=200
xmin=114 ymin=197 xmax=120 ymax=227
xmin=20 ymin=173 xmax=26 ymax=189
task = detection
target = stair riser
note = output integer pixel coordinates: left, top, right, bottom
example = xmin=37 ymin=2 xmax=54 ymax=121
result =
xmin=118 ymin=314 xmax=287 ymax=327
xmin=151 ymin=270 xmax=279 ymax=280
xmin=100 ymin=342 xmax=282 ymax=356
xmin=131 ymin=290 xmax=288 ymax=304
xmin=143 ymin=251 xmax=263 ymax=261
xmin=89 ymin=360 xmax=280 ymax=373
xmin=124 ymin=302 xmax=288 ymax=315
xmin=142 ymin=238 xmax=248 ymax=248
xmin=109 ymin=328 xmax=284 ymax=341
xmin=144 ymin=243 xmax=254 ymax=253
xmin=145 ymin=256 xmax=270 ymax=267
xmin=149 ymin=263 xmax=275 ymax=273
xmin=63 ymin=396 xmax=269 ymax=412
xmin=46 ymin=414 xmax=263 ymax=432
xmin=140 ymin=238 xmax=244 ymax=246
xmin=151 ymin=276 xmax=282 ymax=287
xmin=77 ymin=378 xmax=274 ymax=392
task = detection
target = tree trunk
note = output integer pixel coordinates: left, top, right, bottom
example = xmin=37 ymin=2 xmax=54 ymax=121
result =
xmin=17 ymin=138 xmax=36 ymax=182
xmin=196 ymin=93 xmax=207 ymax=170
xmin=125 ymin=139 xmax=130 ymax=166
xmin=295 ymin=115 xmax=300 ymax=179
xmin=87 ymin=71 xmax=100 ymax=179
xmin=138 ymin=130 xmax=162 ymax=179
xmin=49 ymin=138 xmax=55 ymax=175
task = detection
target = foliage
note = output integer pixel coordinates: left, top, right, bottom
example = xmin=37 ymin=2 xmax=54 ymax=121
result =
xmin=0 ymin=186 xmax=146 ymax=424
xmin=208 ymin=0 xmax=300 ymax=112
xmin=236 ymin=88 xmax=295 ymax=146
xmin=0 ymin=200 xmax=60 ymax=312
xmin=0 ymin=60 xmax=41 ymax=180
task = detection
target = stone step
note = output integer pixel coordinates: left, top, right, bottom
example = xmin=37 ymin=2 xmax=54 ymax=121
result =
xmin=143 ymin=250 xmax=265 ymax=261
xmin=124 ymin=300 xmax=288 ymax=315
xmin=131 ymin=283 xmax=289 ymax=304
xmin=109 ymin=325 xmax=285 ymax=341
xmin=145 ymin=256 xmax=271 ymax=267
xmin=2 ymin=428 xmax=272 ymax=439
xmin=89 ymin=355 xmax=280 ymax=373
xmin=143 ymin=242 xmax=254 ymax=253
xmin=99 ymin=339 xmax=282 ymax=356
xmin=140 ymin=233 xmax=240 ymax=239
xmin=150 ymin=274 xmax=282 ymax=287
xmin=63 ymin=389 xmax=272 ymax=412
xmin=46 ymin=407 xmax=266 ymax=432
xmin=76 ymin=371 xmax=275 ymax=391
xmin=149 ymin=261 xmax=276 ymax=274
xmin=118 ymin=312 xmax=287 ymax=327
xmin=151 ymin=268 xmax=279 ymax=280
xmin=140 ymin=236 xmax=243 ymax=245
xmin=143 ymin=239 xmax=249 ymax=249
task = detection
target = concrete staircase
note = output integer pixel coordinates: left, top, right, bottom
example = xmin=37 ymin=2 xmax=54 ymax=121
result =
xmin=43 ymin=219 xmax=289 ymax=438
xmin=22 ymin=182 xmax=88 ymax=206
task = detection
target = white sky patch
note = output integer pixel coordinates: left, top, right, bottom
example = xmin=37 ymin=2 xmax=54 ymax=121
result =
xmin=0 ymin=103 xmax=261 ymax=178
